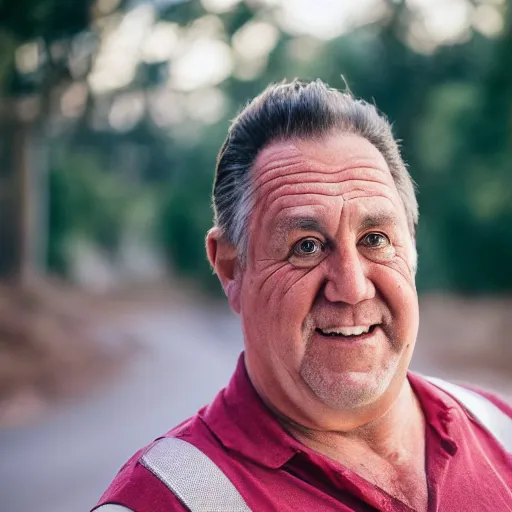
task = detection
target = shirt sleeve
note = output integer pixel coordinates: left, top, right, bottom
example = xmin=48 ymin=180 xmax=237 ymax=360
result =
xmin=92 ymin=451 xmax=187 ymax=512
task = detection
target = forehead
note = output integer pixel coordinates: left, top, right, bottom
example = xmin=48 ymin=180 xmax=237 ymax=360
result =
xmin=253 ymin=132 xmax=391 ymax=189
xmin=250 ymin=132 xmax=405 ymax=227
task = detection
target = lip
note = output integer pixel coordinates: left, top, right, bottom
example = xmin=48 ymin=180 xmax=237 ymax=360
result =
xmin=314 ymin=324 xmax=381 ymax=344
xmin=317 ymin=324 xmax=375 ymax=334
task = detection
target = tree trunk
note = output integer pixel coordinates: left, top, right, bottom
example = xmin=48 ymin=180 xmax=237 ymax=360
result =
xmin=0 ymin=103 xmax=47 ymax=286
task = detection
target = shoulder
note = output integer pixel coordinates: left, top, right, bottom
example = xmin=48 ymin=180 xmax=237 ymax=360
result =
xmin=459 ymin=383 xmax=512 ymax=419
xmin=410 ymin=371 xmax=512 ymax=416
xmin=92 ymin=444 xmax=186 ymax=512
xmin=92 ymin=415 xmax=213 ymax=512
xmin=411 ymin=372 xmax=512 ymax=453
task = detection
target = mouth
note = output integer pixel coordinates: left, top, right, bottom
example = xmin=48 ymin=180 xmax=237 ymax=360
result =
xmin=315 ymin=324 xmax=379 ymax=341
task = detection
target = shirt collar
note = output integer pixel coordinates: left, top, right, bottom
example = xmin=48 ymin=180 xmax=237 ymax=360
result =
xmin=407 ymin=372 xmax=459 ymax=455
xmin=200 ymin=355 xmax=460 ymax=468
xmin=200 ymin=352 xmax=300 ymax=469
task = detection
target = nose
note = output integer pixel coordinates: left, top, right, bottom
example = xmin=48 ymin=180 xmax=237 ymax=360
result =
xmin=323 ymin=246 xmax=375 ymax=305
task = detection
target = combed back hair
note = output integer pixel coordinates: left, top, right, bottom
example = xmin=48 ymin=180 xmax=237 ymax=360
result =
xmin=213 ymin=79 xmax=418 ymax=260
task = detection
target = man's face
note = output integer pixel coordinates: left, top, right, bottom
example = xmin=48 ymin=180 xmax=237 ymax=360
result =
xmin=229 ymin=133 xmax=418 ymax=427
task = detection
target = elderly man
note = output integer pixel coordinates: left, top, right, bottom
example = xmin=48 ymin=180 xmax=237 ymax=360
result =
xmin=93 ymin=80 xmax=512 ymax=512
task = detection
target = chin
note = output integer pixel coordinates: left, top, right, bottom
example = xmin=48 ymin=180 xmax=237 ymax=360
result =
xmin=301 ymin=363 xmax=399 ymax=411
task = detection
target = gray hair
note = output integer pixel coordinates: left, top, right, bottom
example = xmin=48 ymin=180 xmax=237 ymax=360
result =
xmin=213 ymin=79 xmax=418 ymax=261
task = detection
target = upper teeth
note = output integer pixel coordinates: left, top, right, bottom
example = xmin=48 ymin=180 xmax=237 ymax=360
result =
xmin=321 ymin=326 xmax=371 ymax=336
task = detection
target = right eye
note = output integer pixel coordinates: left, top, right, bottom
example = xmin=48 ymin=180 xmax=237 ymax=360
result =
xmin=292 ymin=238 xmax=324 ymax=257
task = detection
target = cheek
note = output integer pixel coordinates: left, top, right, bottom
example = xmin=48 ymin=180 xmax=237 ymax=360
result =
xmin=375 ymin=266 xmax=419 ymax=336
xmin=242 ymin=262 xmax=323 ymax=322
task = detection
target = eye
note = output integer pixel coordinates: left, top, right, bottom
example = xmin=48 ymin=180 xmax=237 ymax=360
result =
xmin=293 ymin=238 xmax=324 ymax=257
xmin=360 ymin=232 xmax=390 ymax=248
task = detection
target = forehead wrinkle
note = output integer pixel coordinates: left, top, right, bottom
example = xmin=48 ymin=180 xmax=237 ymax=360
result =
xmin=251 ymin=139 xmax=403 ymax=239
xmin=254 ymin=165 xmax=393 ymax=193
xmin=262 ymin=180 xmax=396 ymax=211
xmin=253 ymin=163 xmax=397 ymax=212
xmin=255 ymin=156 xmax=305 ymax=180
xmin=344 ymin=193 xmax=398 ymax=204
xmin=253 ymin=167 xmax=317 ymax=199
xmin=252 ymin=142 xmax=304 ymax=184
xmin=262 ymin=191 xmax=401 ymax=234
xmin=269 ymin=201 xmax=328 ymax=215
xmin=253 ymin=139 xmax=393 ymax=192
xmin=306 ymin=157 xmax=391 ymax=179
xmin=259 ymin=191 xmax=402 ymax=241
xmin=256 ymin=136 xmax=390 ymax=177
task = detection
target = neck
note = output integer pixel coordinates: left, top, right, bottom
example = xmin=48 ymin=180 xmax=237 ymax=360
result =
xmin=279 ymin=378 xmax=424 ymax=464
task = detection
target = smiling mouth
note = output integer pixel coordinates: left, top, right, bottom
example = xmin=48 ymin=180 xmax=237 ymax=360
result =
xmin=315 ymin=325 xmax=379 ymax=339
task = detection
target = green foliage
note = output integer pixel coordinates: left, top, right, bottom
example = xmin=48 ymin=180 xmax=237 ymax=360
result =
xmin=0 ymin=0 xmax=94 ymax=41
xmin=0 ymin=0 xmax=98 ymax=96
xmin=159 ymin=185 xmax=221 ymax=294
xmin=47 ymin=152 xmax=135 ymax=273
xmin=156 ymin=122 xmax=228 ymax=295
xmin=4 ymin=0 xmax=512 ymax=293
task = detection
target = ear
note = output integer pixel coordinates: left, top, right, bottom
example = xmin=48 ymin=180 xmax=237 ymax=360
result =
xmin=206 ymin=227 xmax=242 ymax=314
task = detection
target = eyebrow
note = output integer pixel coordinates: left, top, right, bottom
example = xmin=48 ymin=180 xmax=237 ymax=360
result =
xmin=273 ymin=216 xmax=328 ymax=238
xmin=360 ymin=212 xmax=400 ymax=230
xmin=272 ymin=212 xmax=400 ymax=243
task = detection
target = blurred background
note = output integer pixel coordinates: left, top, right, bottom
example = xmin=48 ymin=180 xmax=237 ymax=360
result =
xmin=0 ymin=0 xmax=511 ymax=510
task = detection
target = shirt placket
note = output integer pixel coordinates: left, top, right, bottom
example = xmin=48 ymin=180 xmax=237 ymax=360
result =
xmin=295 ymin=449 xmax=419 ymax=512
xmin=424 ymin=410 xmax=458 ymax=512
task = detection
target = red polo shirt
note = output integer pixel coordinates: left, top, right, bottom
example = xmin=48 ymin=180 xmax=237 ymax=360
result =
xmin=94 ymin=354 xmax=512 ymax=511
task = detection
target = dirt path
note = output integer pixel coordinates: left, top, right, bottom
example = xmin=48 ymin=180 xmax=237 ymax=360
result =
xmin=0 ymin=303 xmax=244 ymax=512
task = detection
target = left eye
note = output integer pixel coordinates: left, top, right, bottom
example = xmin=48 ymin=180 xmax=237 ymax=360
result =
xmin=361 ymin=233 xmax=389 ymax=248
